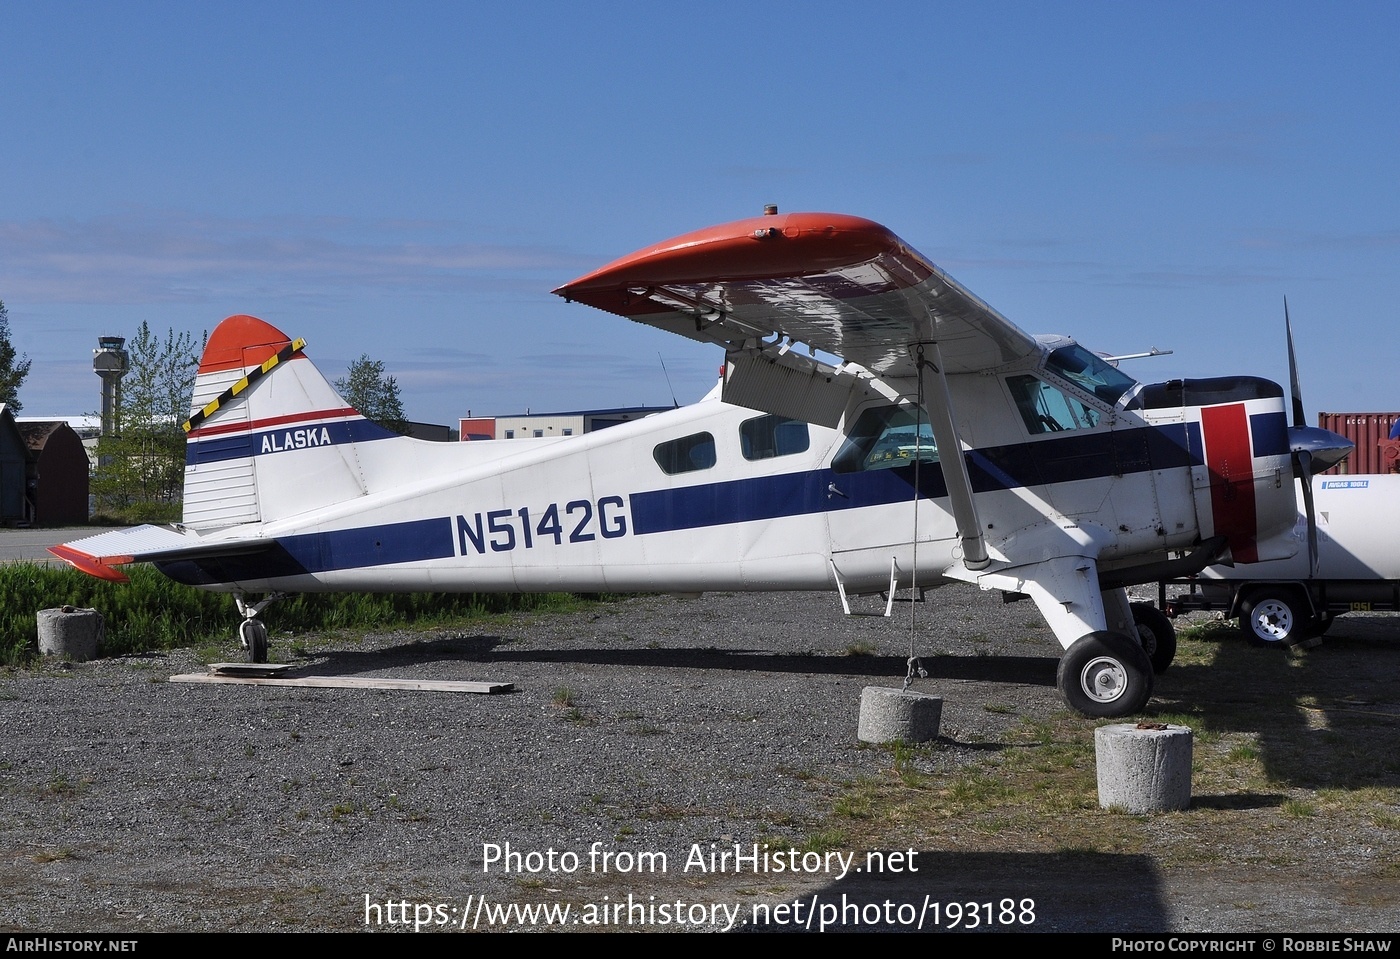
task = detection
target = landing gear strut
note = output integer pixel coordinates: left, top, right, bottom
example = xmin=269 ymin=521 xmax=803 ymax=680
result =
xmin=234 ymin=593 xmax=285 ymax=664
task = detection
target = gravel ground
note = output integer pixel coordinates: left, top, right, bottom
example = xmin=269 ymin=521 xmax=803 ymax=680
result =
xmin=1 ymin=584 xmax=1397 ymax=934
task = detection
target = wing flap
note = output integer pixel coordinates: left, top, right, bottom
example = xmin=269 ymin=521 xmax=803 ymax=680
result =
xmin=555 ymin=212 xmax=1039 ymax=377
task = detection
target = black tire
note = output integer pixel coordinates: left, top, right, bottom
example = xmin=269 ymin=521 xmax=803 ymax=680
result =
xmin=1056 ymin=631 xmax=1155 ymax=718
xmin=1238 ymin=588 xmax=1313 ymax=649
xmin=240 ymin=620 xmax=269 ymax=664
xmin=1130 ymin=601 xmax=1177 ymax=674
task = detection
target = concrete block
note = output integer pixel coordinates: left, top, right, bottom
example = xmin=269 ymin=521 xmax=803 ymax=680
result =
xmin=36 ymin=606 xmax=104 ymax=662
xmin=858 ymin=686 xmax=942 ymax=743
xmin=1095 ymin=723 xmax=1192 ymax=813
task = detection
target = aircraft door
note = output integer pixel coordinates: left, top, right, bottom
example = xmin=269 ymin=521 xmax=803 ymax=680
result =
xmin=824 ymin=404 xmax=954 ymax=591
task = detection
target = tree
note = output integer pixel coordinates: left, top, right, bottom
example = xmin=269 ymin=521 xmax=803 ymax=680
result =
xmin=91 ymin=323 xmax=201 ymax=520
xmin=0 ymin=300 xmax=32 ymax=412
xmin=335 ymin=355 xmax=410 ymax=435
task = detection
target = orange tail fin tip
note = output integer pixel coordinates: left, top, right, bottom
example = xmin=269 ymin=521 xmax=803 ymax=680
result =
xmin=198 ymin=315 xmax=298 ymax=374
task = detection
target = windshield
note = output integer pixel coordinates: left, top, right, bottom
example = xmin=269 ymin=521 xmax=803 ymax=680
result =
xmin=1045 ymin=344 xmax=1137 ymax=405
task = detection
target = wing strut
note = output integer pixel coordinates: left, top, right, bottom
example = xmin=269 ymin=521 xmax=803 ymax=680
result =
xmin=914 ymin=343 xmax=989 ymax=571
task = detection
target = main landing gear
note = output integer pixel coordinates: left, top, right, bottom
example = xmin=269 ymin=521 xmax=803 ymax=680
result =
xmin=1130 ymin=601 xmax=1177 ymax=674
xmin=1056 ymin=631 xmax=1155 ymax=718
xmin=234 ymin=593 xmax=285 ymax=664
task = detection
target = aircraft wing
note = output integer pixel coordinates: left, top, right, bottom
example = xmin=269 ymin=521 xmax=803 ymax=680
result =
xmin=49 ymin=525 xmax=269 ymax=583
xmin=553 ymin=212 xmax=1039 ymax=377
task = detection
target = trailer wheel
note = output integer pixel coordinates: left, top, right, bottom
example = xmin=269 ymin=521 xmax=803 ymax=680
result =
xmin=1238 ymin=588 xmax=1312 ymax=649
xmin=1130 ymin=602 xmax=1177 ymax=673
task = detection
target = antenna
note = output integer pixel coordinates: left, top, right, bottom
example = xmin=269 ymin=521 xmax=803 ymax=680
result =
xmin=658 ymin=353 xmax=679 ymax=409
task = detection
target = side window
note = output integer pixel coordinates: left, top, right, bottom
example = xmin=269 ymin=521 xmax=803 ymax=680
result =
xmin=1007 ymin=374 xmax=1101 ymax=434
xmin=832 ymin=406 xmax=938 ymax=474
xmin=739 ymin=414 xmax=810 ymax=461
xmin=653 ymin=432 xmax=717 ymax=475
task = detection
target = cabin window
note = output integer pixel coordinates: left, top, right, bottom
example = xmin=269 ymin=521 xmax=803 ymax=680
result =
xmin=832 ymin=407 xmax=938 ymax=474
xmin=653 ymin=432 xmax=717 ymax=475
xmin=1007 ymin=374 xmax=1101 ymax=434
xmin=739 ymin=414 xmax=810 ymax=461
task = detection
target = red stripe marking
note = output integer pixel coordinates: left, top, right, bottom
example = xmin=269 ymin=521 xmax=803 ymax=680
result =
xmin=187 ymin=406 xmax=360 ymax=439
xmin=1201 ymin=403 xmax=1259 ymax=564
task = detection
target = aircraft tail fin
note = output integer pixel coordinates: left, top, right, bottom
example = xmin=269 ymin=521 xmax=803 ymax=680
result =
xmin=182 ymin=315 xmax=402 ymax=530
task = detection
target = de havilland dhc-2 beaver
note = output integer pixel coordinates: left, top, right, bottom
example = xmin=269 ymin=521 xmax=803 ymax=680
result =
xmin=51 ymin=209 xmax=1352 ymax=717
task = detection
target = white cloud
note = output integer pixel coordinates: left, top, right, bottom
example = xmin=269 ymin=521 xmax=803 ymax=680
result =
xmin=0 ymin=210 xmax=594 ymax=305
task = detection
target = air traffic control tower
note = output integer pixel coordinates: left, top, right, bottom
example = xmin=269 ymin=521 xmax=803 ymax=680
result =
xmin=93 ymin=336 xmax=129 ymax=437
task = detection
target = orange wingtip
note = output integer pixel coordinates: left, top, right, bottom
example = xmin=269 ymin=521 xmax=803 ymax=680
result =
xmin=48 ymin=545 xmax=132 ymax=583
xmin=553 ymin=212 xmax=905 ymax=295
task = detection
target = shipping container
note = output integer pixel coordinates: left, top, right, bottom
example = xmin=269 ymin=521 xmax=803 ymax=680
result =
xmin=1317 ymin=412 xmax=1400 ymax=474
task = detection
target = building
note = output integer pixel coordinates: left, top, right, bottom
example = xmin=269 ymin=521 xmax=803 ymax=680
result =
xmin=0 ymin=406 xmax=26 ymax=523
xmin=459 ymin=406 xmax=673 ymax=441
xmin=0 ymin=409 xmax=93 ymax=526
xmin=18 ymin=420 xmax=90 ymax=525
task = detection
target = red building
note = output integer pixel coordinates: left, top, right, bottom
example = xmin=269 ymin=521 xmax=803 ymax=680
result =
xmin=18 ymin=421 xmax=90 ymax=525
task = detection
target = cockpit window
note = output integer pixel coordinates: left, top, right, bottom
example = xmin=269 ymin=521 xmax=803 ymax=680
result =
xmin=1045 ymin=344 xmax=1137 ymax=405
xmin=1008 ymin=375 xmax=1102 ymax=434
xmin=832 ymin=406 xmax=938 ymax=474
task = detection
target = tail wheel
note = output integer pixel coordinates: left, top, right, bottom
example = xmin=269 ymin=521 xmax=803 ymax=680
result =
xmin=239 ymin=619 xmax=269 ymax=664
xmin=1238 ymin=588 xmax=1312 ymax=648
xmin=1057 ymin=631 xmax=1154 ymax=718
xmin=1129 ymin=601 xmax=1177 ymax=674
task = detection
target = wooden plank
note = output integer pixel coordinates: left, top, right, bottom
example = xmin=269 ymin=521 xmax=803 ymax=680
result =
xmin=210 ymin=662 xmax=295 ymax=678
xmin=169 ymin=673 xmax=513 ymax=694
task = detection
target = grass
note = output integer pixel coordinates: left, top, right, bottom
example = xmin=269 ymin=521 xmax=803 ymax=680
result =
xmin=1 ymin=562 xmax=601 ymax=664
xmin=42 ymin=771 xmax=89 ymax=798
xmin=803 ymin=617 xmax=1400 ymax=876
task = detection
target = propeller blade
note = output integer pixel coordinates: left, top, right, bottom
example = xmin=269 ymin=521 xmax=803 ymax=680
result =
xmin=1297 ymin=450 xmax=1318 ymax=578
xmin=1285 ymin=297 xmax=1306 ymax=428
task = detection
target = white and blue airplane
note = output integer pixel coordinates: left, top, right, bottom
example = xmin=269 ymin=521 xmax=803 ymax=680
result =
xmin=51 ymin=210 xmax=1351 ymax=717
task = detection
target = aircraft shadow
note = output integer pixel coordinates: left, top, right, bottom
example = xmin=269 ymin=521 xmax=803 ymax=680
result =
xmin=293 ymin=635 xmax=1059 ymax=687
xmin=1150 ymin=615 xmax=1400 ymax=792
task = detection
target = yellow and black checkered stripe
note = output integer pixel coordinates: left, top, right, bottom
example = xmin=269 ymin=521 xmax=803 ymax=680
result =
xmin=182 ymin=337 xmax=307 ymax=433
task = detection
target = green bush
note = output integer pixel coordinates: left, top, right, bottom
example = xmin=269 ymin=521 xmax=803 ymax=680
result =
xmin=0 ymin=563 xmax=581 ymax=664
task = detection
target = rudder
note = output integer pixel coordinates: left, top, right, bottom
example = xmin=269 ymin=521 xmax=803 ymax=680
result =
xmin=182 ymin=315 xmax=400 ymax=530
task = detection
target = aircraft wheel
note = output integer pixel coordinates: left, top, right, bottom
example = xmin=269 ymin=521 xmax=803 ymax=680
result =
xmin=1057 ymin=631 xmax=1154 ymax=719
xmin=1238 ymin=589 xmax=1312 ymax=649
xmin=1130 ymin=601 xmax=1177 ymax=674
xmin=239 ymin=619 xmax=269 ymax=664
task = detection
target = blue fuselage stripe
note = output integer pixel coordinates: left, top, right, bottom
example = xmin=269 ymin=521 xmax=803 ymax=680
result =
xmin=632 ymin=423 xmax=1199 ymax=535
xmin=160 ymin=423 xmax=1204 ymax=583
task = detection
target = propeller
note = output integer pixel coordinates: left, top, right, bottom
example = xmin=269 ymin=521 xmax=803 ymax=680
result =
xmin=1284 ymin=298 xmax=1353 ymax=576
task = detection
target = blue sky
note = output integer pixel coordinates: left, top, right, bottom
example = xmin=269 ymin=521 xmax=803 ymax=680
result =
xmin=3 ymin=1 xmax=1398 ymax=425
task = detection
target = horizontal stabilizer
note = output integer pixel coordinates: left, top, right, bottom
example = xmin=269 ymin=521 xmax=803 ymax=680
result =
xmin=49 ymin=525 xmax=270 ymax=582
